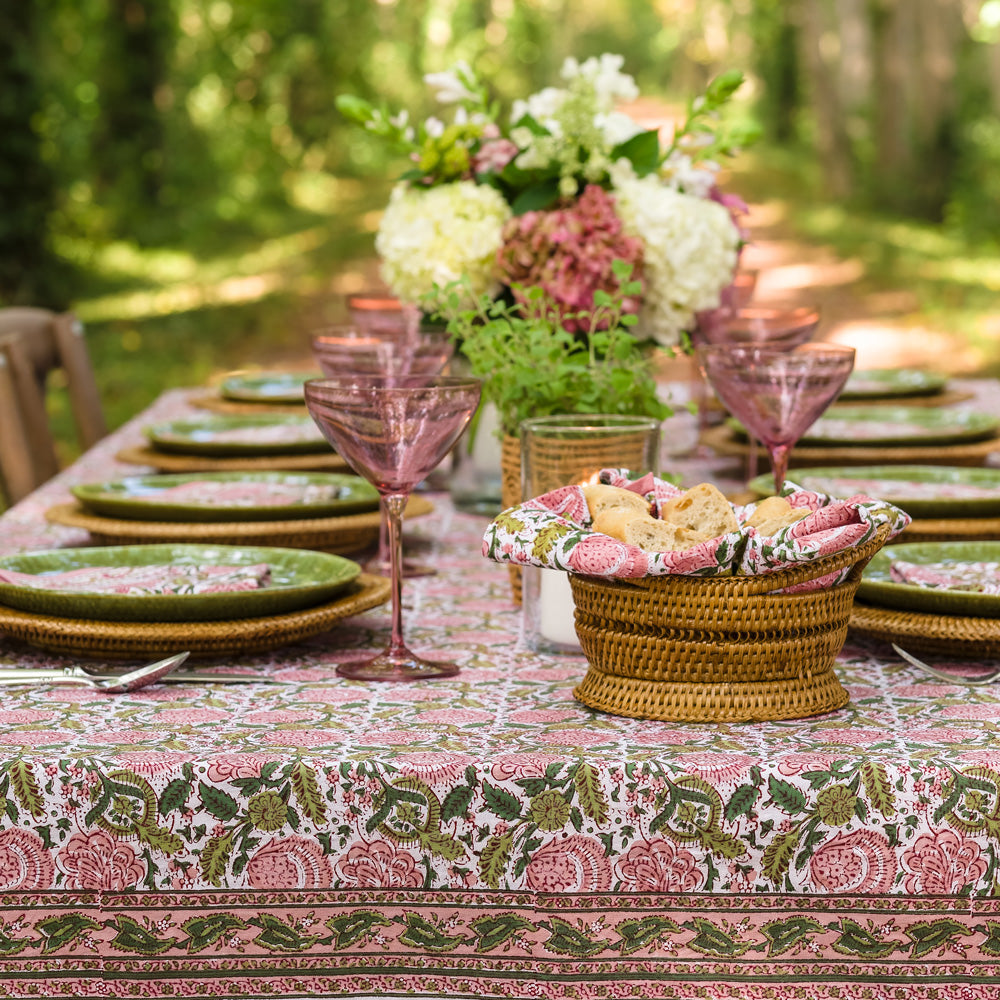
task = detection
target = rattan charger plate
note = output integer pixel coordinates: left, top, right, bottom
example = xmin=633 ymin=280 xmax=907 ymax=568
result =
xmin=116 ymin=444 xmax=349 ymax=474
xmin=187 ymin=392 xmax=307 ymax=416
xmin=832 ymin=389 xmax=974 ymax=408
xmin=849 ymin=601 xmax=1000 ymax=659
xmin=44 ymin=496 xmax=434 ymax=555
xmin=701 ymin=425 xmax=1000 ymax=468
xmin=0 ymin=573 xmax=391 ymax=660
xmin=570 ymin=524 xmax=891 ymax=723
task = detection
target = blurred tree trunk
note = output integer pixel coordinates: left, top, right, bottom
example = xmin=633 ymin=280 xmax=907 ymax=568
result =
xmin=800 ymin=0 xmax=854 ymax=198
xmin=749 ymin=0 xmax=802 ymax=143
xmin=0 ymin=1 xmax=65 ymax=306
xmin=96 ymin=0 xmax=172 ymax=235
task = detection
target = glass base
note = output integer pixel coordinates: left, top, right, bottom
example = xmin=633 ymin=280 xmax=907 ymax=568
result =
xmin=365 ymin=555 xmax=437 ymax=578
xmin=336 ymin=649 xmax=460 ymax=682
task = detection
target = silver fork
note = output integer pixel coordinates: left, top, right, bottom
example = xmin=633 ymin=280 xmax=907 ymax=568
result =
xmin=892 ymin=644 xmax=1000 ymax=686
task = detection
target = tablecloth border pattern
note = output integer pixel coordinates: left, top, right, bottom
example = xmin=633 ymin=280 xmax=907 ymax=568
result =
xmin=0 ymin=889 xmax=999 ymax=997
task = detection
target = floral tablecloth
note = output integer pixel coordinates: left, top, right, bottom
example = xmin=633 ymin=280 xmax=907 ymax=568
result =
xmin=1 ymin=385 xmax=1000 ymax=998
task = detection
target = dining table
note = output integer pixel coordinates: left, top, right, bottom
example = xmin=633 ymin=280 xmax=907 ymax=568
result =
xmin=1 ymin=378 xmax=1000 ymax=999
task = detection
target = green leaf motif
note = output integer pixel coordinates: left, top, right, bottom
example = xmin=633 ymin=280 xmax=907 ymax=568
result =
xmin=37 ymin=913 xmax=101 ymax=955
xmin=326 ymin=910 xmax=392 ymax=950
xmin=980 ymin=920 xmax=1000 ymax=956
xmin=683 ymin=917 xmax=753 ymax=957
xmin=199 ymin=832 xmax=234 ymax=887
xmin=480 ymin=832 xmax=513 ymax=890
xmin=767 ymin=775 xmax=808 ymax=815
xmin=441 ymin=784 xmax=475 ymax=823
xmin=761 ymin=915 xmax=825 ymax=957
xmin=158 ymin=778 xmax=191 ymax=815
xmin=469 ymin=913 xmax=535 ymax=953
xmin=699 ymin=826 xmax=746 ymax=860
xmin=610 ymin=128 xmax=660 ymax=176
xmin=541 ymin=916 xmax=605 ymax=957
xmin=511 ymin=178 xmax=560 ymax=216
xmin=250 ymin=913 xmax=320 ymax=953
xmin=905 ymin=918 xmax=968 ymax=960
xmin=181 ymin=913 xmax=248 ymax=954
xmin=616 ymin=916 xmax=682 ymax=956
xmin=0 ymin=927 xmax=30 ymax=956
xmin=761 ymin=828 xmax=800 ymax=885
xmin=198 ymin=781 xmax=240 ymax=822
xmin=482 ymin=781 xmax=523 ymax=822
xmin=831 ymin=918 xmax=898 ymax=958
xmin=398 ymin=913 xmax=465 ymax=953
xmin=860 ymin=762 xmax=896 ymax=819
xmin=724 ymin=782 xmax=760 ymax=823
xmin=291 ymin=761 xmax=327 ymax=827
xmin=9 ymin=761 xmax=44 ymax=818
xmin=135 ymin=821 xmax=183 ymax=858
xmin=574 ymin=763 xmax=608 ymax=825
xmin=104 ymin=915 xmax=174 ymax=956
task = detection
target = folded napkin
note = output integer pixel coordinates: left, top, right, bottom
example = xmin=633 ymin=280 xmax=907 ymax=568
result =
xmin=889 ymin=560 xmax=1000 ymax=594
xmin=147 ymin=481 xmax=342 ymax=507
xmin=203 ymin=424 xmax=325 ymax=444
xmin=0 ymin=563 xmax=272 ymax=595
xmin=483 ymin=470 xmax=910 ymax=589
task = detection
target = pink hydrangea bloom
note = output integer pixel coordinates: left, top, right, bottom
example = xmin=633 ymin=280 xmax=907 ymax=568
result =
xmin=496 ymin=185 xmax=643 ymax=332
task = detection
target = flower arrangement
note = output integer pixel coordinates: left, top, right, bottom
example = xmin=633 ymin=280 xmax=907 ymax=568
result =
xmin=337 ymin=54 xmax=752 ymax=348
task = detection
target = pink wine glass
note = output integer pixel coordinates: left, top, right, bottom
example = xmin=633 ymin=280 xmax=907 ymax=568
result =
xmin=347 ymin=293 xmax=420 ymax=337
xmin=311 ymin=328 xmax=454 ymax=579
xmin=697 ymin=342 xmax=855 ymax=492
xmin=304 ymin=374 xmax=481 ymax=681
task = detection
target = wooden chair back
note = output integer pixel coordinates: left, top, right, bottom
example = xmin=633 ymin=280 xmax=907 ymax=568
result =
xmin=0 ymin=309 xmax=107 ymax=504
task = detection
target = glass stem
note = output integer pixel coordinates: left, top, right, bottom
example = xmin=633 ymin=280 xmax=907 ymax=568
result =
xmin=770 ymin=443 xmax=790 ymax=494
xmin=377 ymin=508 xmax=389 ymax=564
xmin=382 ymin=492 xmax=409 ymax=658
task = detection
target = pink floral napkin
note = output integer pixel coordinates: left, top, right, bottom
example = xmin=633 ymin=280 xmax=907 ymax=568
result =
xmin=0 ymin=563 xmax=272 ymax=595
xmin=889 ymin=560 xmax=1000 ymax=595
xmin=145 ymin=481 xmax=342 ymax=507
xmin=483 ymin=470 xmax=910 ymax=587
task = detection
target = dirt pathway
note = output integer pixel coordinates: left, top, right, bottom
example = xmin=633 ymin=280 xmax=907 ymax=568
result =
xmin=739 ymin=200 xmax=983 ymax=373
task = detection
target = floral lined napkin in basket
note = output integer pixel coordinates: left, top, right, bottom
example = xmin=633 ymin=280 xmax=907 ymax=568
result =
xmin=0 ymin=564 xmax=272 ymax=595
xmin=483 ymin=470 xmax=910 ymax=588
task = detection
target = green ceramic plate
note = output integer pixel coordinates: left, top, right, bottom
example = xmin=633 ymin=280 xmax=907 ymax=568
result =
xmin=729 ymin=407 xmax=999 ymax=448
xmin=838 ymin=368 xmax=948 ymax=400
xmin=219 ymin=371 xmax=317 ymax=404
xmin=146 ymin=415 xmax=330 ymax=456
xmin=0 ymin=544 xmax=360 ymax=622
xmin=748 ymin=465 xmax=1000 ymax=518
xmin=71 ymin=472 xmax=379 ymax=523
xmin=857 ymin=541 xmax=1000 ymax=618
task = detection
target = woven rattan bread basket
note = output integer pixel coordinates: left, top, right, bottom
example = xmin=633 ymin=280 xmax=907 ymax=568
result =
xmin=570 ymin=522 xmax=891 ymax=723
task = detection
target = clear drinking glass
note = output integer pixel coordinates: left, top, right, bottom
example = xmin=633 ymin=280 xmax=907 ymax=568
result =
xmin=519 ymin=414 xmax=661 ymax=654
xmin=304 ymin=374 xmax=481 ymax=681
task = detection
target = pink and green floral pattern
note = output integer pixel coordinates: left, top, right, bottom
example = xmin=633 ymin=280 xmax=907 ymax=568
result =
xmin=0 ymin=385 xmax=998 ymax=996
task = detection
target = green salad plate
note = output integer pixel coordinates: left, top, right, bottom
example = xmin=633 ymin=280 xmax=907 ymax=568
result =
xmin=838 ymin=368 xmax=948 ymax=400
xmin=145 ymin=415 xmax=330 ymax=456
xmin=219 ymin=371 xmax=317 ymax=404
xmin=857 ymin=541 xmax=1000 ymax=618
xmin=748 ymin=465 xmax=1000 ymax=519
xmin=71 ymin=472 xmax=379 ymax=523
xmin=0 ymin=544 xmax=360 ymax=622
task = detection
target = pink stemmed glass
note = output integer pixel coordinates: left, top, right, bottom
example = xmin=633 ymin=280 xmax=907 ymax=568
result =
xmin=697 ymin=342 xmax=855 ymax=492
xmin=312 ymin=328 xmax=454 ymax=578
xmin=304 ymin=374 xmax=481 ymax=681
xmin=347 ymin=293 xmax=420 ymax=337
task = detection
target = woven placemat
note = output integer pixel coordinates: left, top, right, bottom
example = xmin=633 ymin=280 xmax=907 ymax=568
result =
xmin=116 ymin=444 xmax=349 ymax=474
xmin=849 ymin=601 xmax=1000 ymax=659
xmin=0 ymin=573 xmax=391 ymax=660
xmin=187 ymin=392 xmax=307 ymax=416
xmin=702 ymin=425 xmax=1000 ymax=468
xmin=44 ymin=496 xmax=434 ymax=555
xmin=832 ymin=389 xmax=974 ymax=409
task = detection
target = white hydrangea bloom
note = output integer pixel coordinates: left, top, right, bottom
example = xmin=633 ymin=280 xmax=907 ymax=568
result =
xmin=562 ymin=53 xmax=639 ymax=106
xmin=375 ymin=181 xmax=511 ymax=306
xmin=610 ymin=162 xmax=739 ymax=347
xmin=661 ymin=149 xmax=719 ymax=198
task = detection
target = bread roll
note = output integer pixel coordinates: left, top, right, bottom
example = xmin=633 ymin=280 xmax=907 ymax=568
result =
xmin=660 ymin=483 xmax=739 ymax=541
xmin=746 ymin=496 xmax=811 ymax=537
xmin=593 ymin=508 xmax=699 ymax=552
xmin=583 ymin=483 xmax=650 ymax=520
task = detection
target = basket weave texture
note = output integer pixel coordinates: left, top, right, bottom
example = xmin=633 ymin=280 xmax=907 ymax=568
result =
xmin=500 ymin=431 xmax=658 ymax=605
xmin=570 ymin=523 xmax=891 ymax=723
